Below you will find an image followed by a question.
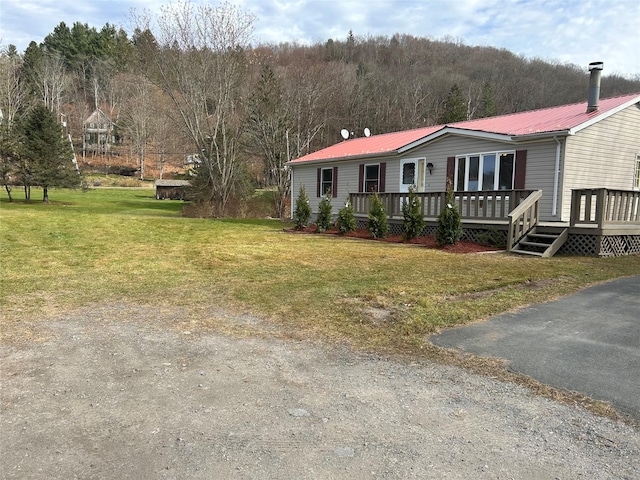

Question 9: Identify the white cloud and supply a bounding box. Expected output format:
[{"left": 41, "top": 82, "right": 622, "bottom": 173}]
[{"left": 1, "top": 0, "right": 639, "bottom": 77}]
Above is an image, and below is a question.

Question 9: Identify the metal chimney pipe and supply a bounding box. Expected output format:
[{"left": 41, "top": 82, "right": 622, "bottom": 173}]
[{"left": 587, "top": 61, "right": 603, "bottom": 113}]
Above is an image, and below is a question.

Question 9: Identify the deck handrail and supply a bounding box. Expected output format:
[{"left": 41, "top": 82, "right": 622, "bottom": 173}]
[
  {"left": 570, "top": 188, "right": 640, "bottom": 227},
  {"left": 349, "top": 190, "right": 535, "bottom": 221},
  {"left": 507, "top": 190, "right": 543, "bottom": 252}
]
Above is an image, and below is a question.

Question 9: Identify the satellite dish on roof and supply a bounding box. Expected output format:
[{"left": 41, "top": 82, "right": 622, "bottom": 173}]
[
  {"left": 364, "top": 127, "right": 371, "bottom": 137},
  {"left": 340, "top": 129, "right": 349, "bottom": 140}
]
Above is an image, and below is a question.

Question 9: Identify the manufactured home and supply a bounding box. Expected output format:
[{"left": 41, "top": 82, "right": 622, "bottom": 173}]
[{"left": 287, "top": 64, "right": 640, "bottom": 257}]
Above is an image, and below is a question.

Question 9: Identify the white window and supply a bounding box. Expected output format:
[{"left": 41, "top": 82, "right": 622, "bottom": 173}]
[
  {"left": 321, "top": 168, "right": 333, "bottom": 196},
  {"left": 634, "top": 154, "right": 640, "bottom": 190},
  {"left": 364, "top": 164, "right": 380, "bottom": 192},
  {"left": 455, "top": 151, "right": 515, "bottom": 191},
  {"left": 402, "top": 162, "right": 416, "bottom": 186}
]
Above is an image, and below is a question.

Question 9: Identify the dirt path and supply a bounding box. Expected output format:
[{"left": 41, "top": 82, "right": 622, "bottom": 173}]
[{"left": 1, "top": 303, "right": 639, "bottom": 479}]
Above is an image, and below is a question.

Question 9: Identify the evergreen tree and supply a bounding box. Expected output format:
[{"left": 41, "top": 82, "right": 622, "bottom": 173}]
[
  {"left": 439, "top": 84, "right": 467, "bottom": 124},
  {"left": 336, "top": 199, "right": 357, "bottom": 234},
  {"left": 478, "top": 82, "right": 497, "bottom": 118},
  {"left": 435, "top": 187, "right": 462, "bottom": 246},
  {"left": 293, "top": 185, "right": 311, "bottom": 229},
  {"left": 22, "top": 41, "right": 44, "bottom": 100},
  {"left": 402, "top": 186, "right": 425, "bottom": 240},
  {"left": 0, "top": 123, "right": 18, "bottom": 201},
  {"left": 367, "top": 193, "right": 388, "bottom": 238},
  {"left": 316, "top": 192, "right": 333, "bottom": 232},
  {"left": 17, "top": 105, "right": 81, "bottom": 202}
]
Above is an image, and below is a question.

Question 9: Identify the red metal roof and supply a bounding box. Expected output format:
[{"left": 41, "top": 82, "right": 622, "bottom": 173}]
[{"left": 289, "top": 93, "right": 640, "bottom": 164}]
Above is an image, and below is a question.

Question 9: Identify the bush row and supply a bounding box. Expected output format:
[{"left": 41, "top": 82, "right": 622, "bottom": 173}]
[{"left": 293, "top": 186, "right": 462, "bottom": 245}]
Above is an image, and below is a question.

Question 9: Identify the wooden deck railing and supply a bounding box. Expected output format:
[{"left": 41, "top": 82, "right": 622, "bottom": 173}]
[
  {"left": 506, "top": 190, "right": 543, "bottom": 252},
  {"left": 349, "top": 190, "right": 535, "bottom": 221},
  {"left": 570, "top": 188, "right": 640, "bottom": 227}
]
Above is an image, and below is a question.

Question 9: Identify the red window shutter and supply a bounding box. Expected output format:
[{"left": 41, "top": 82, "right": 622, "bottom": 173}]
[
  {"left": 446, "top": 157, "right": 455, "bottom": 190},
  {"left": 358, "top": 164, "right": 364, "bottom": 192},
  {"left": 332, "top": 166, "right": 338, "bottom": 197},
  {"left": 514, "top": 150, "right": 527, "bottom": 189},
  {"left": 316, "top": 168, "right": 321, "bottom": 197},
  {"left": 379, "top": 162, "right": 386, "bottom": 192}
]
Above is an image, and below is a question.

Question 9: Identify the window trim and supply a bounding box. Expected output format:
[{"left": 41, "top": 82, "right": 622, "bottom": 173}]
[
  {"left": 364, "top": 163, "right": 380, "bottom": 193},
  {"left": 320, "top": 167, "right": 333, "bottom": 196},
  {"left": 634, "top": 153, "right": 640, "bottom": 190},
  {"left": 399, "top": 157, "right": 426, "bottom": 191},
  {"left": 455, "top": 150, "right": 516, "bottom": 191}
]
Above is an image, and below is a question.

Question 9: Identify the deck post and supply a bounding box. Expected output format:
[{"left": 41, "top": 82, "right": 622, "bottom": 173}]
[{"left": 595, "top": 188, "right": 606, "bottom": 227}]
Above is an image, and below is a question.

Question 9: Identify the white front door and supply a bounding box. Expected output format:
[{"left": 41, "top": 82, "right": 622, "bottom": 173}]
[{"left": 400, "top": 158, "right": 425, "bottom": 192}]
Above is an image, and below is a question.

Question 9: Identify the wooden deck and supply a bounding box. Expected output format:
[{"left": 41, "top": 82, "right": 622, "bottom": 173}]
[{"left": 348, "top": 188, "right": 640, "bottom": 257}]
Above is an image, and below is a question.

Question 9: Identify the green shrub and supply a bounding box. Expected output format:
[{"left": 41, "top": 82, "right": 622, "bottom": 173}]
[
  {"left": 336, "top": 199, "right": 357, "bottom": 234},
  {"left": 402, "top": 186, "right": 425, "bottom": 240},
  {"left": 367, "top": 193, "right": 388, "bottom": 238},
  {"left": 435, "top": 188, "right": 462, "bottom": 246},
  {"left": 316, "top": 192, "right": 333, "bottom": 232},
  {"left": 475, "top": 226, "right": 506, "bottom": 248},
  {"left": 294, "top": 185, "right": 311, "bottom": 229}
]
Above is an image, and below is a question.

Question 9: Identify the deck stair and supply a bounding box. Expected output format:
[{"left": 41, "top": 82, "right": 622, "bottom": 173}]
[{"left": 511, "top": 227, "right": 569, "bottom": 258}]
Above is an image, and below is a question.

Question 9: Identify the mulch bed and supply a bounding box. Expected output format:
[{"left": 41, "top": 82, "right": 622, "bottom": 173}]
[{"left": 289, "top": 226, "right": 500, "bottom": 254}]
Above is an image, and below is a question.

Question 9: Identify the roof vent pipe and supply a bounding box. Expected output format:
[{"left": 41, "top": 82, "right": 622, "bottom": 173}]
[{"left": 587, "top": 61, "right": 603, "bottom": 113}]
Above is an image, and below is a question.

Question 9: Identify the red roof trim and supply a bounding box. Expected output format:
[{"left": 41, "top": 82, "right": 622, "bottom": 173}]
[{"left": 288, "top": 93, "right": 640, "bottom": 165}]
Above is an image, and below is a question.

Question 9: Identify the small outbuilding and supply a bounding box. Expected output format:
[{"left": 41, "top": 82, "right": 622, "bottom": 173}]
[{"left": 155, "top": 179, "right": 190, "bottom": 200}]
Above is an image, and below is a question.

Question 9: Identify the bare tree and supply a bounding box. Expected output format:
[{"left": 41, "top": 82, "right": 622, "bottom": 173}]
[
  {"left": 133, "top": 1, "right": 255, "bottom": 215},
  {"left": 0, "top": 47, "right": 28, "bottom": 201},
  {"left": 247, "top": 64, "right": 292, "bottom": 218},
  {"left": 284, "top": 61, "right": 351, "bottom": 158},
  {"left": 118, "top": 74, "right": 155, "bottom": 179},
  {"left": 0, "top": 48, "right": 27, "bottom": 128},
  {"left": 32, "top": 52, "right": 68, "bottom": 117}
]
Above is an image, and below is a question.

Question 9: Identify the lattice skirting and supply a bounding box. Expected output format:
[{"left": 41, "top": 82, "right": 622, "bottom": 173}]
[
  {"left": 559, "top": 234, "right": 599, "bottom": 256},
  {"left": 356, "top": 219, "right": 506, "bottom": 245},
  {"left": 559, "top": 234, "right": 640, "bottom": 257},
  {"left": 353, "top": 218, "right": 639, "bottom": 257},
  {"left": 598, "top": 235, "right": 640, "bottom": 257}
]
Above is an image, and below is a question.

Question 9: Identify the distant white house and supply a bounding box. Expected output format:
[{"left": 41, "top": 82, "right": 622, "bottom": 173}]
[{"left": 83, "top": 108, "right": 116, "bottom": 156}]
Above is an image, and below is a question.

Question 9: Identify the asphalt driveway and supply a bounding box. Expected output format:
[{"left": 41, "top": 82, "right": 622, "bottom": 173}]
[{"left": 431, "top": 275, "right": 640, "bottom": 422}]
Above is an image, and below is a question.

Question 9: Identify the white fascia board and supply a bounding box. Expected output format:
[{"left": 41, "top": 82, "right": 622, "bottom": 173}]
[
  {"left": 569, "top": 96, "right": 640, "bottom": 135},
  {"left": 397, "top": 127, "right": 513, "bottom": 153},
  {"left": 511, "top": 131, "right": 571, "bottom": 141},
  {"left": 286, "top": 151, "right": 391, "bottom": 167}
]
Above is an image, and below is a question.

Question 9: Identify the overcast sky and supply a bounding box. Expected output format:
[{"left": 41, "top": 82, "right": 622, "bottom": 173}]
[{"left": 1, "top": 0, "right": 639, "bottom": 78}]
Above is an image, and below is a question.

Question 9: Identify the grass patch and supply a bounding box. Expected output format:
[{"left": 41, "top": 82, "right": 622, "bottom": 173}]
[
  {"left": 3, "top": 187, "right": 638, "bottom": 422},
  {"left": 2, "top": 187, "right": 639, "bottom": 348}
]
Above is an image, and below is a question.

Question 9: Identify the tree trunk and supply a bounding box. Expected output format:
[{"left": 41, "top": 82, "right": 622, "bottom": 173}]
[
  {"left": 24, "top": 185, "right": 30, "bottom": 203},
  {"left": 4, "top": 185, "right": 13, "bottom": 202},
  {"left": 43, "top": 186, "right": 49, "bottom": 203}
]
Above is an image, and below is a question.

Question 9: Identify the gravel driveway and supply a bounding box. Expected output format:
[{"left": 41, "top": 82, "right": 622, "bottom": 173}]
[{"left": 1, "top": 303, "right": 639, "bottom": 479}]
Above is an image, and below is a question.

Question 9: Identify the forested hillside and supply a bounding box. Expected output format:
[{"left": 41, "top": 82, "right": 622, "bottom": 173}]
[{"left": 2, "top": 3, "right": 639, "bottom": 215}]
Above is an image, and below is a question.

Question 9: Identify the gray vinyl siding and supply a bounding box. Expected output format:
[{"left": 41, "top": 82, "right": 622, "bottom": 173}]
[
  {"left": 292, "top": 135, "right": 560, "bottom": 220},
  {"left": 291, "top": 102, "right": 640, "bottom": 223},
  {"left": 291, "top": 156, "right": 395, "bottom": 217},
  {"left": 405, "top": 135, "right": 559, "bottom": 221},
  {"left": 518, "top": 140, "right": 561, "bottom": 222},
  {"left": 562, "top": 104, "right": 640, "bottom": 220},
  {"left": 407, "top": 136, "right": 519, "bottom": 192}
]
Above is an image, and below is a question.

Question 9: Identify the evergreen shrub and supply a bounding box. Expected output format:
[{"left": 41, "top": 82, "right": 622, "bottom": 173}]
[
  {"left": 294, "top": 185, "right": 311, "bottom": 229},
  {"left": 316, "top": 192, "right": 333, "bottom": 232},
  {"left": 435, "top": 188, "right": 462, "bottom": 246},
  {"left": 336, "top": 199, "right": 357, "bottom": 234},
  {"left": 367, "top": 193, "right": 388, "bottom": 238},
  {"left": 402, "top": 186, "right": 425, "bottom": 240}
]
